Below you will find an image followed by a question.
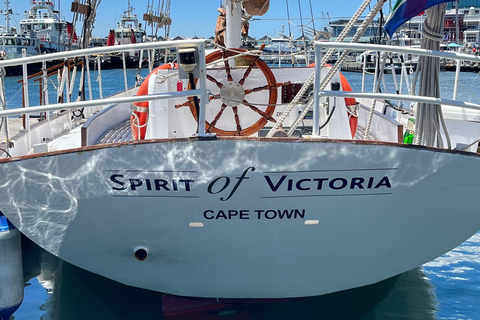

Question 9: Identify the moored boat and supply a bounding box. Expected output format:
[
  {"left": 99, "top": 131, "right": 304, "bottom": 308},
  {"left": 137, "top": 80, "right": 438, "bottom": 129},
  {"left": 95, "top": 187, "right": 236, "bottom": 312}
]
[
  {"left": 20, "top": 0, "right": 79, "bottom": 53},
  {"left": 102, "top": 0, "right": 161, "bottom": 69},
  {"left": 1, "top": 0, "right": 480, "bottom": 304}
]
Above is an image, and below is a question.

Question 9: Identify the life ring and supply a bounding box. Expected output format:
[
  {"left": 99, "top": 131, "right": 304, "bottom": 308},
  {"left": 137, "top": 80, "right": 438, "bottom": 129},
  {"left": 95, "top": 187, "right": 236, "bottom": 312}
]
[
  {"left": 308, "top": 63, "right": 358, "bottom": 138},
  {"left": 130, "top": 63, "right": 178, "bottom": 140}
]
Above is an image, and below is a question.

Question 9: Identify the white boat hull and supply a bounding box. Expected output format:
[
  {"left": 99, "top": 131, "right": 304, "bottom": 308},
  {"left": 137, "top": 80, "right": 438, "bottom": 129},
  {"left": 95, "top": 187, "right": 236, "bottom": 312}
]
[{"left": 1, "top": 138, "right": 479, "bottom": 299}]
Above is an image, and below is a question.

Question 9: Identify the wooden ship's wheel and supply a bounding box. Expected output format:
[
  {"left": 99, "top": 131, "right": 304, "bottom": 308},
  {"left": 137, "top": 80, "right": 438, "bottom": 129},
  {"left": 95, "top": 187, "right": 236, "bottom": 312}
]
[{"left": 176, "top": 48, "right": 288, "bottom": 136}]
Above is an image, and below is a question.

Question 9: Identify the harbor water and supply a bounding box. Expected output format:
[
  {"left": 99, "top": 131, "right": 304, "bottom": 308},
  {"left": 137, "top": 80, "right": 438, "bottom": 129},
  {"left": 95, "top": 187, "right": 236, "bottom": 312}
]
[{"left": 2, "top": 67, "right": 480, "bottom": 319}]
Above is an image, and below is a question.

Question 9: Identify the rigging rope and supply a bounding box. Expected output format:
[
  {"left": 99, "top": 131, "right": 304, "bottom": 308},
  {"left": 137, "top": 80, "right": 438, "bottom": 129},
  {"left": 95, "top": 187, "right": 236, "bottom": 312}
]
[
  {"left": 266, "top": 0, "right": 380, "bottom": 138},
  {"left": 285, "top": 0, "right": 387, "bottom": 137}
]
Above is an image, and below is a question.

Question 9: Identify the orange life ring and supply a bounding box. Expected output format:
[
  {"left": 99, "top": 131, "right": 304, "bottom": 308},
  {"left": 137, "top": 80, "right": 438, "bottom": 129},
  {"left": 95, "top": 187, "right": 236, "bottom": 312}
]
[
  {"left": 308, "top": 63, "right": 358, "bottom": 138},
  {"left": 130, "top": 63, "right": 178, "bottom": 140}
]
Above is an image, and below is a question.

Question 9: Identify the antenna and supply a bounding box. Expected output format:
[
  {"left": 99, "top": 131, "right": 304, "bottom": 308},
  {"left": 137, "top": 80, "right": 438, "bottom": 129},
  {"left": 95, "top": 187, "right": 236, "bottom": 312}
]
[{"left": 4, "top": 0, "right": 11, "bottom": 32}]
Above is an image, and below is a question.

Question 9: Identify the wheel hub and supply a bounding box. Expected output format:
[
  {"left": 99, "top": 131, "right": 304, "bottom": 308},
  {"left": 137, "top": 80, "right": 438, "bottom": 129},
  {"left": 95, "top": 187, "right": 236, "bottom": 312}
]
[{"left": 220, "top": 81, "right": 245, "bottom": 107}]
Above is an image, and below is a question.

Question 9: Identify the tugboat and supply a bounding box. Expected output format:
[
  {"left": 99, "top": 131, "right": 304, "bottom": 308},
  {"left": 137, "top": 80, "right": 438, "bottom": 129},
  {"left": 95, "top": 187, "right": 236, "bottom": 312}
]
[
  {"left": 103, "top": 0, "right": 152, "bottom": 69},
  {"left": 0, "top": 0, "right": 41, "bottom": 75},
  {"left": 19, "top": 0, "right": 79, "bottom": 53}
]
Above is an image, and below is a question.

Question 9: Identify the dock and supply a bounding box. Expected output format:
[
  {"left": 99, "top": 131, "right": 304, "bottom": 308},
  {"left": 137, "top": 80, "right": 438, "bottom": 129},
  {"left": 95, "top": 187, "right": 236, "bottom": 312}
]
[{"left": 341, "top": 62, "right": 364, "bottom": 73}]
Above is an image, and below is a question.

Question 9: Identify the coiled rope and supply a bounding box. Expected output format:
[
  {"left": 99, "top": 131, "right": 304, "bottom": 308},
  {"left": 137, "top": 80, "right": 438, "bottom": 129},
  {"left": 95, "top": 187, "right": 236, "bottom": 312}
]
[{"left": 412, "top": 3, "right": 451, "bottom": 149}]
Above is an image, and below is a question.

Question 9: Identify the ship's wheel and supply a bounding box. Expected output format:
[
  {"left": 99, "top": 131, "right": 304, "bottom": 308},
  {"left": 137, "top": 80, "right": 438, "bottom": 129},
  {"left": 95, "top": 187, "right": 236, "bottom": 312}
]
[{"left": 175, "top": 48, "right": 287, "bottom": 136}]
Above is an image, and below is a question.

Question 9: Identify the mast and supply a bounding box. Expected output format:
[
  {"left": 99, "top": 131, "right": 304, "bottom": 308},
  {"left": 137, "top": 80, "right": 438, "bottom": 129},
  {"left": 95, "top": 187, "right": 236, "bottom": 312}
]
[
  {"left": 225, "top": 0, "right": 241, "bottom": 48},
  {"left": 4, "top": 0, "right": 11, "bottom": 32}
]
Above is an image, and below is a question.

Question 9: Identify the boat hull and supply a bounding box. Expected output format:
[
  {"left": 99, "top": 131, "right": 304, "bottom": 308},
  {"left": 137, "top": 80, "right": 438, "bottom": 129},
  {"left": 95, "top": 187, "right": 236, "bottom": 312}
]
[{"left": 0, "top": 138, "right": 479, "bottom": 299}]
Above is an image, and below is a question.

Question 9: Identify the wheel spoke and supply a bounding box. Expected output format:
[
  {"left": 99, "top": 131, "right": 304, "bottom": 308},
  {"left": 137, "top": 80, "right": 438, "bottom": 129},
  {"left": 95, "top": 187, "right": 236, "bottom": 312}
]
[
  {"left": 243, "top": 99, "right": 277, "bottom": 123},
  {"left": 245, "top": 81, "right": 291, "bottom": 95},
  {"left": 238, "top": 57, "right": 259, "bottom": 86},
  {"left": 209, "top": 94, "right": 221, "bottom": 101},
  {"left": 222, "top": 50, "right": 234, "bottom": 82},
  {"left": 208, "top": 103, "right": 228, "bottom": 131},
  {"left": 207, "top": 74, "right": 223, "bottom": 89},
  {"left": 174, "top": 99, "right": 193, "bottom": 109},
  {"left": 232, "top": 106, "right": 242, "bottom": 135}
]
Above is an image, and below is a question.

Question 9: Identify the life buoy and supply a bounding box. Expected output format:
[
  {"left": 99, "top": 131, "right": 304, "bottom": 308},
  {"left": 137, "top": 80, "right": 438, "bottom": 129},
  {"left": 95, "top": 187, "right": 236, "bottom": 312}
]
[
  {"left": 308, "top": 63, "right": 358, "bottom": 138},
  {"left": 130, "top": 63, "right": 178, "bottom": 140}
]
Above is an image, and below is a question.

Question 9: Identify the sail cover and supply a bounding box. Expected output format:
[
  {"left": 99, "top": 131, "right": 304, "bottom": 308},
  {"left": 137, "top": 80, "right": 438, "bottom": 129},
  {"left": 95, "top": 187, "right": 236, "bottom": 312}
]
[{"left": 243, "top": 0, "right": 269, "bottom": 16}]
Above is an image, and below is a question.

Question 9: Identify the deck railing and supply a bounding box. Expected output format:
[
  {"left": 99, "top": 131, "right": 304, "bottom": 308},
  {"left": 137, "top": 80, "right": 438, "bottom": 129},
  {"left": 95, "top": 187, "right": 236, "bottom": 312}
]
[
  {"left": 0, "top": 39, "right": 209, "bottom": 154},
  {"left": 313, "top": 41, "right": 480, "bottom": 112}
]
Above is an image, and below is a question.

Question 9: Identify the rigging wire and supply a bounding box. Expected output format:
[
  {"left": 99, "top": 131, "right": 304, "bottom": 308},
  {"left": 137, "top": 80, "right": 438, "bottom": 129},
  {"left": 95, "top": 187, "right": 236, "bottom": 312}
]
[
  {"left": 285, "top": 0, "right": 293, "bottom": 38},
  {"left": 297, "top": 0, "right": 306, "bottom": 39},
  {"left": 308, "top": 0, "right": 316, "bottom": 34}
]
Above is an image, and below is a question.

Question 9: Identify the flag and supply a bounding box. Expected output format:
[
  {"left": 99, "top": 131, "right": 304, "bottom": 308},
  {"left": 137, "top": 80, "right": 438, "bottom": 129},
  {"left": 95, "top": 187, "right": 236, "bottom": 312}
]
[{"left": 384, "top": 0, "right": 452, "bottom": 37}]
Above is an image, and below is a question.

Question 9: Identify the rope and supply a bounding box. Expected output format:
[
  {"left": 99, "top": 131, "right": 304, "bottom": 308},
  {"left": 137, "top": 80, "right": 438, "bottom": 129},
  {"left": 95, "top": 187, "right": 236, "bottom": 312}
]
[
  {"left": 265, "top": 0, "right": 378, "bottom": 138},
  {"left": 284, "top": 0, "right": 387, "bottom": 137},
  {"left": 412, "top": 3, "right": 451, "bottom": 149}
]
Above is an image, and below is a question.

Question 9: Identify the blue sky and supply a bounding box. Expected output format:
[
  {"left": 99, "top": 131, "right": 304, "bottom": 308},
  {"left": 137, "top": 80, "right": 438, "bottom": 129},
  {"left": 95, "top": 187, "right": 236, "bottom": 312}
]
[{"left": 6, "top": 0, "right": 383, "bottom": 39}]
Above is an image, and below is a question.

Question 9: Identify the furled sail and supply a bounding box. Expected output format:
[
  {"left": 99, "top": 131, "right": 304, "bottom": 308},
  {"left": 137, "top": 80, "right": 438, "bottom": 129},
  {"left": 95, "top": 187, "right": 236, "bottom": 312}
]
[{"left": 243, "top": 0, "right": 269, "bottom": 16}]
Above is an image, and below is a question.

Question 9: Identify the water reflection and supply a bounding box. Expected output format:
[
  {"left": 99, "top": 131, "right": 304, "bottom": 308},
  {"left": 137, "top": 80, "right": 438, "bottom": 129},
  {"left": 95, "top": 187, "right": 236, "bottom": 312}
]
[{"left": 15, "top": 235, "right": 439, "bottom": 320}]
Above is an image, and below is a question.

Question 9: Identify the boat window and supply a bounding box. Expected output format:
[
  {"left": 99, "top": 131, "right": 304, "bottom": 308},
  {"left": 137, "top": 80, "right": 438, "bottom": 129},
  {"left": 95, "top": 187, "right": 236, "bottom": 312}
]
[
  {"left": 16, "top": 38, "right": 22, "bottom": 46},
  {"left": 0, "top": 39, "right": 3, "bottom": 45},
  {"left": 116, "top": 32, "right": 121, "bottom": 38}
]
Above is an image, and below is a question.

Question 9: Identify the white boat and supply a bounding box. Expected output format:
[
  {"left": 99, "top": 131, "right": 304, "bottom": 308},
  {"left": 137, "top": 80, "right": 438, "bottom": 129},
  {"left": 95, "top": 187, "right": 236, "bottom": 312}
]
[
  {"left": 19, "top": 0, "right": 79, "bottom": 52},
  {"left": 112, "top": 0, "right": 147, "bottom": 45},
  {"left": 103, "top": 0, "right": 160, "bottom": 68},
  {"left": 1, "top": 0, "right": 480, "bottom": 301},
  {"left": 0, "top": 0, "right": 41, "bottom": 75}
]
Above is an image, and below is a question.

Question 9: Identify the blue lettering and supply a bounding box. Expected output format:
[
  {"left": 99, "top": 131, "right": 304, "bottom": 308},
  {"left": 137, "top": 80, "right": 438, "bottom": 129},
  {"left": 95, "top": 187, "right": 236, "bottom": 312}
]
[
  {"left": 110, "top": 174, "right": 126, "bottom": 190},
  {"left": 295, "top": 209, "right": 305, "bottom": 219},
  {"left": 129, "top": 179, "right": 143, "bottom": 190},
  {"left": 216, "top": 210, "right": 228, "bottom": 219},
  {"left": 203, "top": 210, "right": 214, "bottom": 219},
  {"left": 264, "top": 175, "right": 287, "bottom": 192},
  {"left": 367, "top": 177, "right": 374, "bottom": 188},
  {"left": 313, "top": 178, "right": 328, "bottom": 190},
  {"left": 278, "top": 209, "right": 294, "bottom": 219},
  {"left": 145, "top": 179, "right": 152, "bottom": 190},
  {"left": 375, "top": 176, "right": 392, "bottom": 188},
  {"left": 228, "top": 210, "right": 238, "bottom": 219},
  {"left": 208, "top": 176, "right": 230, "bottom": 194},
  {"left": 154, "top": 179, "right": 170, "bottom": 191},
  {"left": 240, "top": 210, "right": 249, "bottom": 219},
  {"left": 179, "top": 179, "right": 194, "bottom": 191},
  {"left": 350, "top": 177, "right": 365, "bottom": 189},
  {"left": 296, "top": 179, "right": 311, "bottom": 191},
  {"left": 329, "top": 178, "right": 347, "bottom": 190},
  {"left": 265, "top": 210, "right": 277, "bottom": 219}
]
